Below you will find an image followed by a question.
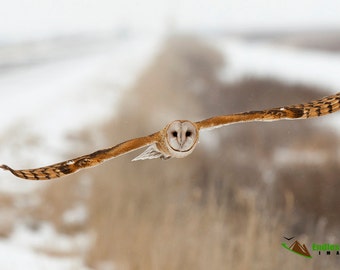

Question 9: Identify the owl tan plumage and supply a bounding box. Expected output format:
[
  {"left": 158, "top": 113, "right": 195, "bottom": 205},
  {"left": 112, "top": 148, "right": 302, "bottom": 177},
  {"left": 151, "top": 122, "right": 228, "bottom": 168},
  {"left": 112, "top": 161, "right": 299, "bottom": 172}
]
[{"left": 1, "top": 92, "right": 340, "bottom": 180}]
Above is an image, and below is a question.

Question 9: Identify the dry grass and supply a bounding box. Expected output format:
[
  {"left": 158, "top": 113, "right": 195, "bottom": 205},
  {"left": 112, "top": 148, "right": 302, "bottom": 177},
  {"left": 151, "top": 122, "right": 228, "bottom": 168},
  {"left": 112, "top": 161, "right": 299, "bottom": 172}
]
[
  {"left": 0, "top": 193, "right": 16, "bottom": 238},
  {"left": 34, "top": 35, "right": 340, "bottom": 269}
]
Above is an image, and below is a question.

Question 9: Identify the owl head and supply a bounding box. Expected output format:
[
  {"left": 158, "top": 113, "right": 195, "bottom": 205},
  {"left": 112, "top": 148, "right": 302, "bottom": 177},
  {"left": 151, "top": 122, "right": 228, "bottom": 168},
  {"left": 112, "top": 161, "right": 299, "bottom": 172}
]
[{"left": 164, "top": 120, "right": 199, "bottom": 158}]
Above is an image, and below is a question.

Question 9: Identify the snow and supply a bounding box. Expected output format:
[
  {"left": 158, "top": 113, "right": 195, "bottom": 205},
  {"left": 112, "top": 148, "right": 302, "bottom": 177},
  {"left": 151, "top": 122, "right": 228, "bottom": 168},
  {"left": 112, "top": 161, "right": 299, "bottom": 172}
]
[
  {"left": 0, "top": 223, "right": 91, "bottom": 270},
  {"left": 274, "top": 148, "right": 328, "bottom": 166},
  {"left": 0, "top": 35, "right": 159, "bottom": 139},
  {"left": 63, "top": 204, "right": 88, "bottom": 226},
  {"left": 0, "top": 242, "right": 86, "bottom": 270},
  {"left": 214, "top": 37, "right": 340, "bottom": 92}
]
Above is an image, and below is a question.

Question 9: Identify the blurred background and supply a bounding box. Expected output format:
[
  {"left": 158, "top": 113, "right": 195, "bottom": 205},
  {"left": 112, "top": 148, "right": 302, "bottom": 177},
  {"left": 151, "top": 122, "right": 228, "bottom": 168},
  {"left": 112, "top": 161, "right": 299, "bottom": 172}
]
[{"left": 0, "top": 0, "right": 340, "bottom": 269}]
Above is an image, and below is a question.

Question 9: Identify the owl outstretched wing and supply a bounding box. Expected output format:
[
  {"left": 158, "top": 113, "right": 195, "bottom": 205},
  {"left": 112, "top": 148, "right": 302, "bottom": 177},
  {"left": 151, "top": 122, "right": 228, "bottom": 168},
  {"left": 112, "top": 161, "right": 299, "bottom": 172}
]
[
  {"left": 196, "top": 92, "right": 340, "bottom": 130},
  {"left": 1, "top": 92, "right": 339, "bottom": 181},
  {"left": 1, "top": 133, "right": 160, "bottom": 180}
]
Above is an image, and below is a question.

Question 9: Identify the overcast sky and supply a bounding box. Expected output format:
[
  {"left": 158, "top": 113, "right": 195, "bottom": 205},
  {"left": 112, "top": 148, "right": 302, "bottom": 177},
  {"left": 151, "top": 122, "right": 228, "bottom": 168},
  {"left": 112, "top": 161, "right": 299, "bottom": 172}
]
[{"left": 1, "top": 0, "right": 340, "bottom": 41}]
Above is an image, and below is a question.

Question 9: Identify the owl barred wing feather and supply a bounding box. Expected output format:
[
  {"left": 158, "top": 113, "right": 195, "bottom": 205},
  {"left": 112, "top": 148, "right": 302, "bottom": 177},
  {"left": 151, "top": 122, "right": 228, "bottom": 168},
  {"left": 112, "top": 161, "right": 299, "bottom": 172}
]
[
  {"left": 196, "top": 92, "right": 340, "bottom": 130},
  {"left": 0, "top": 133, "right": 160, "bottom": 180},
  {"left": 290, "top": 92, "right": 340, "bottom": 118}
]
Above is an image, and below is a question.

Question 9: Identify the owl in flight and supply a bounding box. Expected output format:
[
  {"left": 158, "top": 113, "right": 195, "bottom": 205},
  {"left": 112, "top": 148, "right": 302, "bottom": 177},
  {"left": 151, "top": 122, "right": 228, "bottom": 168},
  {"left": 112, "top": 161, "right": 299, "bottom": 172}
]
[{"left": 1, "top": 92, "right": 339, "bottom": 180}]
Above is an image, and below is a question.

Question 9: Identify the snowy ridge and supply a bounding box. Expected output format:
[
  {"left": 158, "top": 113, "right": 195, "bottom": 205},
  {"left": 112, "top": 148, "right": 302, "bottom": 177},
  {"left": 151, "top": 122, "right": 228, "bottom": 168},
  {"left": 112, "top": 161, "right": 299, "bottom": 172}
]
[{"left": 214, "top": 37, "right": 340, "bottom": 91}]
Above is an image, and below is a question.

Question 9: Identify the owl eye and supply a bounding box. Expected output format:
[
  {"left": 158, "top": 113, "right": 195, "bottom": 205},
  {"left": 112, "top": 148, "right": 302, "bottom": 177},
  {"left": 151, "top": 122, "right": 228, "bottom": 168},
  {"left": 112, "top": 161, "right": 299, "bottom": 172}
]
[
  {"left": 172, "top": 131, "right": 178, "bottom": 137},
  {"left": 185, "top": 131, "right": 192, "bottom": 137}
]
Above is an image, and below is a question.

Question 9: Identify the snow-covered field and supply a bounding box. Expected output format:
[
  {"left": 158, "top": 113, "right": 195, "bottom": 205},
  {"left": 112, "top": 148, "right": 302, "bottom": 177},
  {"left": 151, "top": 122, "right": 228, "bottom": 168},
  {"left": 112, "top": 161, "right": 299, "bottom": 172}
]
[
  {"left": 0, "top": 34, "right": 162, "bottom": 269},
  {"left": 0, "top": 34, "right": 161, "bottom": 191},
  {"left": 0, "top": 223, "right": 91, "bottom": 270},
  {"left": 1, "top": 2, "right": 340, "bottom": 269},
  {"left": 1, "top": 30, "right": 340, "bottom": 268},
  {"left": 214, "top": 37, "right": 340, "bottom": 91}
]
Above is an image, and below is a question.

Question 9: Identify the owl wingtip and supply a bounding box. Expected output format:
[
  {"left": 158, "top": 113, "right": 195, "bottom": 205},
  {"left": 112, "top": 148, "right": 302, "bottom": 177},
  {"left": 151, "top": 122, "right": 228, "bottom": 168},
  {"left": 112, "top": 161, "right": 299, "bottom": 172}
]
[
  {"left": 0, "top": 164, "right": 9, "bottom": 170},
  {"left": 0, "top": 164, "right": 13, "bottom": 173}
]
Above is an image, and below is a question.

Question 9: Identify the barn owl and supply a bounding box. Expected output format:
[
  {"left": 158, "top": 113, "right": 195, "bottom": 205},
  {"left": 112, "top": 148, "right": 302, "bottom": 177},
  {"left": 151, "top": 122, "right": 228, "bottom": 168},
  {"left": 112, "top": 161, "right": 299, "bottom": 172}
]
[{"left": 1, "top": 92, "right": 339, "bottom": 180}]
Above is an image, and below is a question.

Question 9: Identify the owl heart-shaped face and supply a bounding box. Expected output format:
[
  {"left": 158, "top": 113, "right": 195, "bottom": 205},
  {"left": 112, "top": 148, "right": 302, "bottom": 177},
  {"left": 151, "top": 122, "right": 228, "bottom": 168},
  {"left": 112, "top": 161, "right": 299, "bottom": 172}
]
[{"left": 165, "top": 120, "right": 199, "bottom": 158}]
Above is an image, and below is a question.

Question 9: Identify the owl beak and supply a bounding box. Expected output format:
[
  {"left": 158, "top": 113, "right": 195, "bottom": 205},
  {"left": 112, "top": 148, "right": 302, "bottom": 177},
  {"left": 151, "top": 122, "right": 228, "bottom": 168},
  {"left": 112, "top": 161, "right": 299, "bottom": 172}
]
[
  {"left": 177, "top": 130, "right": 185, "bottom": 147},
  {"left": 177, "top": 134, "right": 182, "bottom": 147}
]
